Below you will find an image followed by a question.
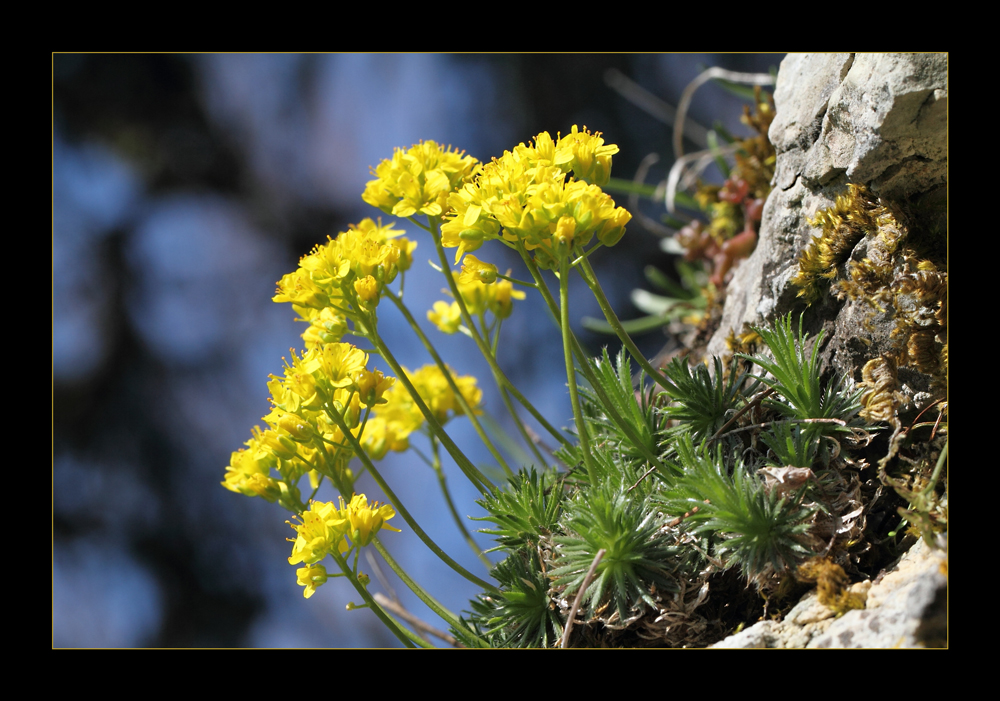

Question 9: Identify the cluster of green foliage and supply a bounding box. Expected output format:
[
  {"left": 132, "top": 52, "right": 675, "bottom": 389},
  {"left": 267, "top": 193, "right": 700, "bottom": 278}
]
[{"left": 455, "top": 313, "right": 874, "bottom": 647}]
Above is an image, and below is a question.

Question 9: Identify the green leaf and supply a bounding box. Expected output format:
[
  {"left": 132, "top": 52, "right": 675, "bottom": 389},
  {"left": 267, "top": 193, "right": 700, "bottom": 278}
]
[{"left": 737, "top": 313, "right": 861, "bottom": 430}]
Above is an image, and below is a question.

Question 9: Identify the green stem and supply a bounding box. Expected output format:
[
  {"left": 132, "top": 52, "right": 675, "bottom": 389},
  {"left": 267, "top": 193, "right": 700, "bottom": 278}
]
[
  {"left": 328, "top": 548, "right": 415, "bottom": 647},
  {"left": 357, "top": 312, "right": 494, "bottom": 495},
  {"left": 918, "top": 440, "right": 948, "bottom": 506},
  {"left": 518, "top": 246, "right": 665, "bottom": 472},
  {"left": 325, "top": 405, "right": 499, "bottom": 594},
  {"left": 430, "top": 436, "right": 494, "bottom": 570},
  {"left": 373, "top": 536, "right": 490, "bottom": 641},
  {"left": 426, "top": 217, "right": 572, "bottom": 451},
  {"left": 379, "top": 611, "right": 437, "bottom": 648},
  {"left": 384, "top": 287, "right": 515, "bottom": 480},
  {"left": 498, "top": 383, "right": 550, "bottom": 470},
  {"left": 559, "top": 255, "right": 597, "bottom": 483},
  {"left": 577, "top": 256, "right": 673, "bottom": 392},
  {"left": 311, "top": 438, "right": 350, "bottom": 498}
]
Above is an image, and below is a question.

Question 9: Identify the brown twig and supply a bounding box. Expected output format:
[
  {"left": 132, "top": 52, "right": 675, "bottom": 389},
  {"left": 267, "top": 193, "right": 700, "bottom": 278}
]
[
  {"left": 628, "top": 465, "right": 658, "bottom": 493},
  {"left": 560, "top": 548, "right": 606, "bottom": 649},
  {"left": 908, "top": 398, "right": 944, "bottom": 432},
  {"left": 718, "top": 417, "right": 846, "bottom": 439},
  {"left": 373, "top": 593, "right": 456, "bottom": 646},
  {"left": 707, "top": 387, "right": 775, "bottom": 444},
  {"left": 930, "top": 410, "right": 944, "bottom": 440}
]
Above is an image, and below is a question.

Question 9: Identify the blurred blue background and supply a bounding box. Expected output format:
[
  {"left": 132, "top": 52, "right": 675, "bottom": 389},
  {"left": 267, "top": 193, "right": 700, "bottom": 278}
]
[{"left": 53, "top": 53, "right": 783, "bottom": 647}]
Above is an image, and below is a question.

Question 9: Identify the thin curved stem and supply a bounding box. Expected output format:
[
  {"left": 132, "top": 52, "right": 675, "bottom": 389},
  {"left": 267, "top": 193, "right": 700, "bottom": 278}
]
[
  {"left": 559, "top": 255, "right": 597, "bottom": 483},
  {"left": 498, "top": 383, "right": 550, "bottom": 470},
  {"left": 356, "top": 311, "right": 493, "bottom": 495},
  {"left": 517, "top": 246, "right": 666, "bottom": 473},
  {"left": 325, "top": 405, "right": 499, "bottom": 594},
  {"left": 429, "top": 436, "right": 494, "bottom": 571},
  {"left": 425, "top": 217, "right": 572, "bottom": 451},
  {"left": 577, "top": 256, "right": 673, "bottom": 392},
  {"left": 373, "top": 536, "right": 490, "bottom": 643},
  {"left": 384, "top": 286, "right": 515, "bottom": 480},
  {"left": 328, "top": 548, "right": 415, "bottom": 647}
]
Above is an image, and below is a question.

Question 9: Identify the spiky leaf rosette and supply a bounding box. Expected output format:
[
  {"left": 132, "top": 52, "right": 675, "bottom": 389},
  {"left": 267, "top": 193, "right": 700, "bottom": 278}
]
[
  {"left": 737, "top": 313, "right": 861, "bottom": 431},
  {"left": 550, "top": 483, "right": 679, "bottom": 624},
  {"left": 659, "top": 355, "right": 754, "bottom": 445},
  {"left": 465, "top": 549, "right": 564, "bottom": 648},
  {"left": 662, "top": 436, "right": 817, "bottom": 582},
  {"left": 760, "top": 421, "right": 821, "bottom": 468},
  {"left": 472, "top": 468, "right": 563, "bottom": 554},
  {"left": 578, "top": 348, "right": 667, "bottom": 466}
]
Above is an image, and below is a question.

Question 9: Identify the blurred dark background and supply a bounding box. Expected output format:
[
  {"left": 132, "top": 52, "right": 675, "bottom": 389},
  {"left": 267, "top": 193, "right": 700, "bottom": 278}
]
[{"left": 52, "top": 53, "right": 783, "bottom": 647}]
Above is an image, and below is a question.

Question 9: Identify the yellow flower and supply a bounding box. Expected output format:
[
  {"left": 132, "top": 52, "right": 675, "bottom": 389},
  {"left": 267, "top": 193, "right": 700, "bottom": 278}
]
[
  {"left": 458, "top": 254, "right": 498, "bottom": 284},
  {"left": 596, "top": 204, "right": 632, "bottom": 247},
  {"left": 252, "top": 425, "right": 298, "bottom": 461},
  {"left": 354, "top": 274, "right": 380, "bottom": 304},
  {"left": 556, "top": 125, "right": 619, "bottom": 186},
  {"left": 436, "top": 128, "right": 629, "bottom": 266},
  {"left": 301, "top": 307, "right": 349, "bottom": 349},
  {"left": 457, "top": 279, "right": 490, "bottom": 316},
  {"left": 428, "top": 300, "right": 462, "bottom": 334},
  {"left": 356, "top": 367, "right": 395, "bottom": 407},
  {"left": 362, "top": 141, "right": 479, "bottom": 219},
  {"left": 296, "top": 564, "right": 328, "bottom": 599},
  {"left": 287, "top": 500, "right": 349, "bottom": 566},
  {"left": 370, "top": 380, "right": 426, "bottom": 453},
  {"left": 409, "top": 364, "right": 483, "bottom": 422},
  {"left": 456, "top": 274, "right": 524, "bottom": 319},
  {"left": 450, "top": 374, "right": 483, "bottom": 416},
  {"left": 315, "top": 343, "right": 370, "bottom": 390},
  {"left": 275, "top": 411, "right": 316, "bottom": 442},
  {"left": 273, "top": 218, "right": 414, "bottom": 323},
  {"left": 222, "top": 446, "right": 281, "bottom": 501},
  {"left": 554, "top": 215, "right": 578, "bottom": 246},
  {"left": 440, "top": 199, "right": 501, "bottom": 264},
  {"left": 339, "top": 494, "right": 401, "bottom": 548},
  {"left": 493, "top": 278, "right": 526, "bottom": 319},
  {"left": 273, "top": 270, "right": 332, "bottom": 312}
]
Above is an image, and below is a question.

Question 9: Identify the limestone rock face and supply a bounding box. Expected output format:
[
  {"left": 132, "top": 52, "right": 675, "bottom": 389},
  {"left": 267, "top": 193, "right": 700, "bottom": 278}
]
[
  {"left": 705, "top": 53, "right": 948, "bottom": 649},
  {"left": 771, "top": 54, "right": 947, "bottom": 196},
  {"left": 706, "top": 53, "right": 947, "bottom": 392}
]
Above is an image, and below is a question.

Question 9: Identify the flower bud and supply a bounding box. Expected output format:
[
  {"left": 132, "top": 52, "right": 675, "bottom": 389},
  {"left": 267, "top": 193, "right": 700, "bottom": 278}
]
[
  {"left": 459, "top": 254, "right": 498, "bottom": 285},
  {"left": 279, "top": 414, "right": 315, "bottom": 443},
  {"left": 356, "top": 368, "right": 394, "bottom": 407},
  {"left": 296, "top": 564, "right": 329, "bottom": 599},
  {"left": 353, "top": 275, "right": 380, "bottom": 306}
]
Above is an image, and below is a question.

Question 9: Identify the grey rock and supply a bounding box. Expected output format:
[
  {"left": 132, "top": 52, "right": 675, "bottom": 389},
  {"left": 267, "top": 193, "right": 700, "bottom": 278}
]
[
  {"left": 769, "top": 53, "right": 855, "bottom": 192},
  {"left": 805, "top": 54, "right": 948, "bottom": 197},
  {"left": 711, "top": 536, "right": 947, "bottom": 648},
  {"left": 706, "top": 51, "right": 947, "bottom": 381},
  {"left": 808, "top": 537, "right": 947, "bottom": 648}
]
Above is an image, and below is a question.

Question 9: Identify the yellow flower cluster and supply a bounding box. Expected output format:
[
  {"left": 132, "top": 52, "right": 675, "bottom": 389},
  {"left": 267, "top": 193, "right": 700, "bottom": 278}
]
[
  {"left": 428, "top": 261, "right": 526, "bottom": 333},
  {"left": 439, "top": 126, "right": 631, "bottom": 267},
  {"left": 287, "top": 494, "right": 401, "bottom": 597},
  {"left": 222, "top": 342, "right": 397, "bottom": 499},
  {"left": 362, "top": 141, "right": 480, "bottom": 219},
  {"left": 334, "top": 362, "right": 482, "bottom": 461},
  {"left": 375, "top": 364, "right": 482, "bottom": 428},
  {"left": 273, "top": 218, "right": 417, "bottom": 346}
]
